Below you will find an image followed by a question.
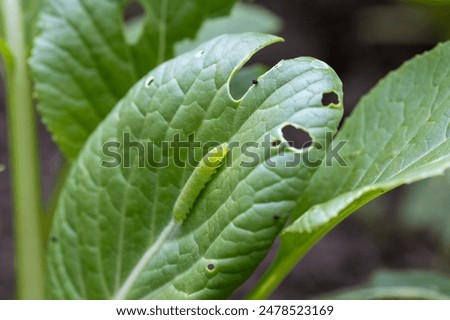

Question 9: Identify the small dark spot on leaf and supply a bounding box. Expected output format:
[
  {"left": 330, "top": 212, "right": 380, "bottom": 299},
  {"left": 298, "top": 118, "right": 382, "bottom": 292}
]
[
  {"left": 50, "top": 236, "right": 58, "bottom": 243},
  {"left": 145, "top": 76, "right": 154, "bottom": 87},
  {"left": 195, "top": 49, "right": 205, "bottom": 58},
  {"left": 207, "top": 263, "right": 215, "bottom": 271},
  {"left": 252, "top": 79, "right": 259, "bottom": 85},
  {"left": 321, "top": 92, "right": 339, "bottom": 106},
  {"left": 271, "top": 140, "right": 281, "bottom": 147},
  {"left": 273, "top": 214, "right": 281, "bottom": 220}
]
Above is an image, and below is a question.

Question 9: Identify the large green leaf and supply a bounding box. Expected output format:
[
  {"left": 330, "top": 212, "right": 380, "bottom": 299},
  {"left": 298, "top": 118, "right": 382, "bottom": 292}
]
[
  {"left": 47, "top": 33, "right": 343, "bottom": 299},
  {"left": 30, "top": 0, "right": 236, "bottom": 159},
  {"left": 251, "top": 41, "right": 450, "bottom": 298},
  {"left": 321, "top": 270, "right": 450, "bottom": 300}
]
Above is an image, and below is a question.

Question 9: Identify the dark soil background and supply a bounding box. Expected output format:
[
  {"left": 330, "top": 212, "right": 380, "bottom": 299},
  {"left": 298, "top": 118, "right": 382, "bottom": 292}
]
[{"left": 0, "top": 0, "right": 447, "bottom": 299}]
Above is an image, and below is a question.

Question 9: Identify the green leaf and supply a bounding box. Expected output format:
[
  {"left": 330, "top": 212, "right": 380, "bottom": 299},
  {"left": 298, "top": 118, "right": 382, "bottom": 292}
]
[
  {"left": 22, "top": 0, "right": 46, "bottom": 48},
  {"left": 30, "top": 0, "right": 236, "bottom": 159},
  {"left": 250, "top": 41, "right": 450, "bottom": 298},
  {"left": 47, "top": 33, "right": 343, "bottom": 299},
  {"left": 175, "top": 2, "right": 282, "bottom": 55},
  {"left": 321, "top": 270, "right": 450, "bottom": 299}
]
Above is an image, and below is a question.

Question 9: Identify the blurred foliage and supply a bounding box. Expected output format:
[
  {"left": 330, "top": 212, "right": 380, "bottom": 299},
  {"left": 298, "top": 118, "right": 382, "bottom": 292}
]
[
  {"left": 399, "top": 172, "right": 450, "bottom": 258},
  {"left": 175, "top": 2, "right": 282, "bottom": 54},
  {"left": 353, "top": 0, "right": 450, "bottom": 45},
  {"left": 0, "top": 38, "right": 13, "bottom": 74},
  {"left": 321, "top": 269, "right": 450, "bottom": 299},
  {"left": 356, "top": 4, "right": 438, "bottom": 44},
  {"left": 403, "top": 0, "right": 450, "bottom": 38}
]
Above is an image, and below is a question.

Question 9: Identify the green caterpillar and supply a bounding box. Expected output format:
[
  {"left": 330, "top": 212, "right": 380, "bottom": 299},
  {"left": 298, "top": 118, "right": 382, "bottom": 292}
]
[{"left": 174, "top": 143, "right": 229, "bottom": 222}]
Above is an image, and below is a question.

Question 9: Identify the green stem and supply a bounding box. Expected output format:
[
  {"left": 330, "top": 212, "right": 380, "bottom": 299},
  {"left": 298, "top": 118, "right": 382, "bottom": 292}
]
[
  {"left": 2, "top": 0, "right": 45, "bottom": 299},
  {"left": 246, "top": 252, "right": 300, "bottom": 300}
]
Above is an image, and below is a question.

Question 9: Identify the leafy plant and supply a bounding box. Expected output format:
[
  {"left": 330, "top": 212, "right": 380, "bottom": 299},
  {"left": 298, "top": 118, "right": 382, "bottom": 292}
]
[
  {"left": 321, "top": 270, "right": 450, "bottom": 300},
  {"left": 1, "top": 0, "right": 449, "bottom": 299}
]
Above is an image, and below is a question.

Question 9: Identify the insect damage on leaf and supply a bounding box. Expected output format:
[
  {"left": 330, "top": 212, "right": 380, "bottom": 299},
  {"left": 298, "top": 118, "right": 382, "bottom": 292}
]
[
  {"left": 144, "top": 76, "right": 155, "bottom": 88},
  {"left": 174, "top": 143, "right": 229, "bottom": 222},
  {"left": 321, "top": 91, "right": 340, "bottom": 106}
]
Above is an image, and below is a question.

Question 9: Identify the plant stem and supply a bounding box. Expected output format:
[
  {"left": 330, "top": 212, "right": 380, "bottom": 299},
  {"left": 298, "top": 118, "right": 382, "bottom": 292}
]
[
  {"left": 246, "top": 248, "right": 302, "bottom": 300},
  {"left": 2, "top": 0, "right": 45, "bottom": 299}
]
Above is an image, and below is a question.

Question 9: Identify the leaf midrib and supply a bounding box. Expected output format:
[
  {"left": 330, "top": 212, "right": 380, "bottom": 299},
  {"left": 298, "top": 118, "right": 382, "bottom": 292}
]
[{"left": 113, "top": 220, "right": 178, "bottom": 299}]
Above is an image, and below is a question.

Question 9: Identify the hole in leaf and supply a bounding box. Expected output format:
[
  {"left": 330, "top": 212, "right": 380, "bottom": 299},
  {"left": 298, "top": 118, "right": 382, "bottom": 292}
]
[
  {"left": 123, "top": 1, "right": 145, "bottom": 45},
  {"left": 228, "top": 42, "right": 282, "bottom": 100},
  {"left": 145, "top": 76, "right": 154, "bottom": 88},
  {"left": 229, "top": 64, "right": 267, "bottom": 100},
  {"left": 271, "top": 140, "right": 281, "bottom": 147},
  {"left": 282, "top": 125, "right": 312, "bottom": 149},
  {"left": 124, "top": 0, "right": 144, "bottom": 19},
  {"left": 321, "top": 92, "right": 339, "bottom": 106},
  {"left": 273, "top": 214, "right": 281, "bottom": 220},
  {"left": 207, "top": 263, "right": 215, "bottom": 271}
]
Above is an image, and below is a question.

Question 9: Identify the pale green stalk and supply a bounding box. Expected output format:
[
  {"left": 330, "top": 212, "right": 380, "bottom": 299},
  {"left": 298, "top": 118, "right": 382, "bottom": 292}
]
[{"left": 2, "top": 0, "right": 45, "bottom": 299}]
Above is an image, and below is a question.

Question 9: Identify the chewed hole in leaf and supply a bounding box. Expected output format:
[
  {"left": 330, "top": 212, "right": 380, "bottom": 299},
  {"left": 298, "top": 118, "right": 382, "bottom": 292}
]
[
  {"left": 321, "top": 91, "right": 339, "bottom": 106},
  {"left": 124, "top": 0, "right": 144, "bottom": 18},
  {"left": 207, "top": 264, "right": 215, "bottom": 271},
  {"left": 229, "top": 64, "right": 267, "bottom": 100},
  {"left": 145, "top": 76, "right": 154, "bottom": 88},
  {"left": 123, "top": 0, "right": 146, "bottom": 45},
  {"left": 282, "top": 125, "right": 313, "bottom": 150}
]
